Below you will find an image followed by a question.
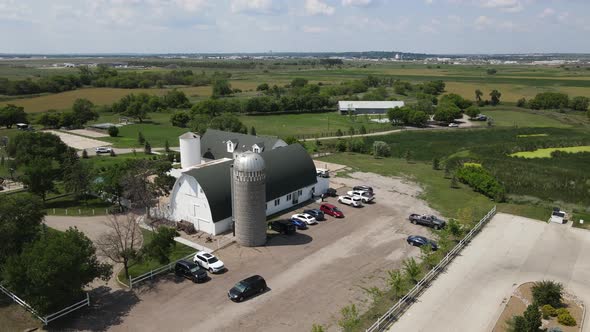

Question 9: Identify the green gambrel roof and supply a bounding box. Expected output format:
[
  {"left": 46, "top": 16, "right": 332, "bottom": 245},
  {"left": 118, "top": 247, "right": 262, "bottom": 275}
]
[
  {"left": 182, "top": 144, "right": 317, "bottom": 223},
  {"left": 200, "top": 129, "right": 284, "bottom": 160}
]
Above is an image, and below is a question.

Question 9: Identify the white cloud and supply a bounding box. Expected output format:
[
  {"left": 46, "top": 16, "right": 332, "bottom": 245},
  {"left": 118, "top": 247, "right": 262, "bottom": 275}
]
[
  {"left": 342, "top": 0, "right": 373, "bottom": 7},
  {"left": 474, "top": 15, "right": 493, "bottom": 29},
  {"left": 231, "top": 0, "right": 283, "bottom": 15},
  {"left": 302, "top": 25, "right": 328, "bottom": 33},
  {"left": 425, "top": 0, "right": 434, "bottom": 4},
  {"left": 0, "top": 0, "right": 32, "bottom": 22},
  {"left": 538, "top": 7, "right": 555, "bottom": 18},
  {"left": 480, "top": 0, "right": 524, "bottom": 13},
  {"left": 305, "top": 0, "right": 335, "bottom": 16},
  {"left": 173, "top": 0, "right": 207, "bottom": 12}
]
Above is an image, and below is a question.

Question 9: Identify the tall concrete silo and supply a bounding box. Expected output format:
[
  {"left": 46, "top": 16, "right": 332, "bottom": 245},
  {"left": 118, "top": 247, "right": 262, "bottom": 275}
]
[
  {"left": 232, "top": 151, "right": 267, "bottom": 247},
  {"left": 179, "top": 132, "right": 201, "bottom": 169}
]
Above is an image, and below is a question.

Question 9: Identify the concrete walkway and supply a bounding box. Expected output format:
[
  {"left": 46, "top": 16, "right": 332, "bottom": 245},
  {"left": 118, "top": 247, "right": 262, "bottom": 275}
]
[{"left": 390, "top": 213, "right": 590, "bottom": 332}]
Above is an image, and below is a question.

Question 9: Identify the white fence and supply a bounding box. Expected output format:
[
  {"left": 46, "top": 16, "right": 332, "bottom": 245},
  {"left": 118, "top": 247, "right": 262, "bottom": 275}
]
[
  {"left": 128, "top": 252, "right": 197, "bottom": 289},
  {"left": 366, "top": 206, "right": 497, "bottom": 332},
  {"left": 0, "top": 283, "right": 90, "bottom": 325}
]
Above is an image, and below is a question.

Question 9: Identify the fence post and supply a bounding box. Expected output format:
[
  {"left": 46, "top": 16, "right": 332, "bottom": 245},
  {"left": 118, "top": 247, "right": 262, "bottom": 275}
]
[
  {"left": 53, "top": 208, "right": 55, "bottom": 214},
  {"left": 92, "top": 209, "right": 95, "bottom": 215},
  {"left": 78, "top": 209, "right": 81, "bottom": 215},
  {"left": 65, "top": 209, "right": 68, "bottom": 215}
]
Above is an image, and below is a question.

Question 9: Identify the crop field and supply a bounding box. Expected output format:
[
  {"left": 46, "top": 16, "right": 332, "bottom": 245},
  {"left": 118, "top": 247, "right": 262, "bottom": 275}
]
[
  {"left": 510, "top": 145, "right": 590, "bottom": 158},
  {"left": 4, "top": 60, "right": 590, "bottom": 113}
]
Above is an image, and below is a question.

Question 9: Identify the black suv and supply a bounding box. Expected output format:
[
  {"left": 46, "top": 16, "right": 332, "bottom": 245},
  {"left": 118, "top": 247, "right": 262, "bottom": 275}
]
[
  {"left": 175, "top": 260, "right": 208, "bottom": 283},
  {"left": 270, "top": 220, "right": 296, "bottom": 235},
  {"left": 228, "top": 275, "right": 267, "bottom": 302},
  {"left": 353, "top": 185, "right": 374, "bottom": 194}
]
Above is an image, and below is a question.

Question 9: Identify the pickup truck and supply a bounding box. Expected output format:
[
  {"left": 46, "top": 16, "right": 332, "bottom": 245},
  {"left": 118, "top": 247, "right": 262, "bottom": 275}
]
[{"left": 408, "top": 214, "right": 446, "bottom": 230}]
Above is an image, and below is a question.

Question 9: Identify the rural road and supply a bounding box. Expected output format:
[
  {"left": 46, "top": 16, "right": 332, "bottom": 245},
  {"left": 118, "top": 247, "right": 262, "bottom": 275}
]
[{"left": 390, "top": 213, "right": 590, "bottom": 332}]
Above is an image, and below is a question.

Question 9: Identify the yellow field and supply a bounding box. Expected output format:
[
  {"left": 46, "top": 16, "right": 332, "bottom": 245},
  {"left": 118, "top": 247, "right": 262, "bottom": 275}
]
[
  {"left": 0, "top": 81, "right": 259, "bottom": 113},
  {"left": 444, "top": 82, "right": 590, "bottom": 103},
  {"left": 510, "top": 146, "right": 590, "bottom": 158}
]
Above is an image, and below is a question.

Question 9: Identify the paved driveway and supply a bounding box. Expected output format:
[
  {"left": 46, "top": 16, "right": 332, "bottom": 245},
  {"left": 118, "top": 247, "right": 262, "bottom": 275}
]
[{"left": 391, "top": 213, "right": 590, "bottom": 332}]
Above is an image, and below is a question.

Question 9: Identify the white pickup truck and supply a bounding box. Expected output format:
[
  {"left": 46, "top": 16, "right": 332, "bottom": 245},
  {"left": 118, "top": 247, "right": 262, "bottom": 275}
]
[{"left": 549, "top": 209, "right": 568, "bottom": 224}]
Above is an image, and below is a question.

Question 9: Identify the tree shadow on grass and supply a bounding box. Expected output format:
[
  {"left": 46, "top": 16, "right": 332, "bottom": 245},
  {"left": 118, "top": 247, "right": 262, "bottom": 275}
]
[{"left": 47, "top": 286, "right": 140, "bottom": 331}]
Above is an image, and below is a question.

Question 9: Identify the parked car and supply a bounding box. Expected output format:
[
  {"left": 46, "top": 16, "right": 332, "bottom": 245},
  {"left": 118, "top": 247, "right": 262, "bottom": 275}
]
[
  {"left": 407, "top": 235, "right": 438, "bottom": 251},
  {"left": 549, "top": 207, "right": 568, "bottom": 224},
  {"left": 270, "top": 220, "right": 296, "bottom": 234},
  {"left": 475, "top": 114, "right": 487, "bottom": 121},
  {"left": 95, "top": 146, "right": 113, "bottom": 154},
  {"left": 408, "top": 214, "right": 446, "bottom": 230},
  {"left": 316, "top": 168, "right": 329, "bottom": 178},
  {"left": 304, "top": 209, "right": 325, "bottom": 221},
  {"left": 353, "top": 185, "right": 374, "bottom": 195},
  {"left": 448, "top": 123, "right": 459, "bottom": 128},
  {"left": 289, "top": 217, "right": 308, "bottom": 230},
  {"left": 347, "top": 190, "right": 375, "bottom": 203},
  {"left": 323, "top": 188, "right": 338, "bottom": 198},
  {"left": 193, "top": 251, "right": 225, "bottom": 273},
  {"left": 320, "top": 203, "right": 344, "bottom": 218},
  {"left": 291, "top": 213, "right": 317, "bottom": 225},
  {"left": 338, "top": 195, "right": 362, "bottom": 207},
  {"left": 174, "top": 260, "right": 208, "bottom": 283},
  {"left": 228, "top": 275, "right": 267, "bottom": 302}
]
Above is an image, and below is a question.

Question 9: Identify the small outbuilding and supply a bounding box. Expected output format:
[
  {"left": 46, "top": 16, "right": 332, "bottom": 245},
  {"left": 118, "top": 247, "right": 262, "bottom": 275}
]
[{"left": 338, "top": 101, "right": 405, "bottom": 115}]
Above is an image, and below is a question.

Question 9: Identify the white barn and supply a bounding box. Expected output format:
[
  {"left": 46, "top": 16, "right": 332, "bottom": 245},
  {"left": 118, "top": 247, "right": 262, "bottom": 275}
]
[
  {"left": 168, "top": 139, "right": 329, "bottom": 236},
  {"left": 338, "top": 100, "right": 405, "bottom": 115}
]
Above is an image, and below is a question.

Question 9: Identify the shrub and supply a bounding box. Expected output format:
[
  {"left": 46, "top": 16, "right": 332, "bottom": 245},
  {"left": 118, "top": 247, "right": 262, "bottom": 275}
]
[
  {"left": 338, "top": 304, "right": 360, "bottom": 332},
  {"left": 170, "top": 111, "right": 191, "bottom": 128},
  {"left": 144, "top": 141, "right": 151, "bottom": 155},
  {"left": 532, "top": 280, "right": 563, "bottom": 308},
  {"left": 82, "top": 149, "right": 88, "bottom": 159},
  {"left": 555, "top": 308, "right": 569, "bottom": 316},
  {"left": 373, "top": 141, "right": 391, "bottom": 158},
  {"left": 516, "top": 98, "right": 527, "bottom": 108},
  {"left": 336, "top": 129, "right": 343, "bottom": 137},
  {"left": 110, "top": 149, "right": 116, "bottom": 157},
  {"left": 541, "top": 304, "right": 556, "bottom": 319},
  {"left": 557, "top": 311, "right": 576, "bottom": 326},
  {"left": 108, "top": 126, "right": 119, "bottom": 137},
  {"left": 523, "top": 304, "right": 542, "bottom": 332},
  {"left": 455, "top": 164, "right": 506, "bottom": 201},
  {"left": 138, "top": 132, "right": 145, "bottom": 145}
]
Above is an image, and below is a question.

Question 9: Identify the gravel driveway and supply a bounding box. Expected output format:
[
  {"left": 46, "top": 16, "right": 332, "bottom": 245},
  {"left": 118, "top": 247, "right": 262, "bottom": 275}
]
[{"left": 55, "top": 172, "right": 440, "bottom": 331}]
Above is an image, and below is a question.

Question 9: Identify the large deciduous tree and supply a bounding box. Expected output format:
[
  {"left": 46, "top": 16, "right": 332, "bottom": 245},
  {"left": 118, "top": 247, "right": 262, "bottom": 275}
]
[
  {"left": 3, "top": 227, "right": 112, "bottom": 314},
  {"left": 96, "top": 214, "right": 143, "bottom": 282},
  {"left": 489, "top": 89, "right": 502, "bottom": 106},
  {"left": 72, "top": 98, "right": 99, "bottom": 127},
  {"left": 142, "top": 226, "right": 178, "bottom": 264},
  {"left": 0, "top": 104, "right": 27, "bottom": 128},
  {"left": 21, "top": 158, "right": 57, "bottom": 201},
  {"left": 0, "top": 193, "right": 45, "bottom": 266}
]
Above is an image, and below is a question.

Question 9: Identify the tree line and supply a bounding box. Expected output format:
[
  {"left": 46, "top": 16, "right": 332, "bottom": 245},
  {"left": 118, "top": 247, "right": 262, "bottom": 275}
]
[
  {"left": 517, "top": 92, "right": 589, "bottom": 112},
  {"left": 0, "top": 66, "right": 230, "bottom": 96}
]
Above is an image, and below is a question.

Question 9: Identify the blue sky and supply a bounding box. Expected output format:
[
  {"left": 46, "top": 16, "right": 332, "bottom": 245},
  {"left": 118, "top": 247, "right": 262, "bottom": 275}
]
[{"left": 0, "top": 0, "right": 588, "bottom": 54}]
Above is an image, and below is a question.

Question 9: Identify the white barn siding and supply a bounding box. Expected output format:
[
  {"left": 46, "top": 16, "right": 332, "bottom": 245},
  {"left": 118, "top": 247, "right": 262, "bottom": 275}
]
[{"left": 169, "top": 175, "right": 218, "bottom": 235}]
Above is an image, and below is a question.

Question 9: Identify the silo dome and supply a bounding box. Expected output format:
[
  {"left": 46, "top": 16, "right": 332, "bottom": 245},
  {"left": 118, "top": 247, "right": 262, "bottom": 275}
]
[{"left": 234, "top": 151, "right": 265, "bottom": 172}]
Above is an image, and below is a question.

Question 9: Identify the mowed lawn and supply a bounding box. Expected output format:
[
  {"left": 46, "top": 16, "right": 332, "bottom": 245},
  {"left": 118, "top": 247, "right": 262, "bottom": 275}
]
[
  {"left": 483, "top": 107, "right": 576, "bottom": 128},
  {"left": 101, "top": 123, "right": 187, "bottom": 148},
  {"left": 510, "top": 145, "right": 590, "bottom": 158},
  {"left": 239, "top": 112, "right": 392, "bottom": 138}
]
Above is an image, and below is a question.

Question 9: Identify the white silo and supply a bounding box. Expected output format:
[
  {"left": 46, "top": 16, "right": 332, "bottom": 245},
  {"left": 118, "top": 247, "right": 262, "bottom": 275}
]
[
  {"left": 232, "top": 151, "right": 267, "bottom": 247},
  {"left": 179, "top": 132, "right": 201, "bottom": 169}
]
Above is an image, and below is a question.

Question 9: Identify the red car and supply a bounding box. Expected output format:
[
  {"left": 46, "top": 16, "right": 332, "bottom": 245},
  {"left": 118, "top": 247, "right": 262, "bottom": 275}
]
[{"left": 320, "top": 203, "right": 344, "bottom": 218}]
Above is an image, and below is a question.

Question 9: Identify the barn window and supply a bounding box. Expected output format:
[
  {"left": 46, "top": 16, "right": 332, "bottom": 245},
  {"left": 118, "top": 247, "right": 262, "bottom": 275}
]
[
  {"left": 274, "top": 198, "right": 280, "bottom": 206},
  {"left": 286, "top": 194, "right": 292, "bottom": 201}
]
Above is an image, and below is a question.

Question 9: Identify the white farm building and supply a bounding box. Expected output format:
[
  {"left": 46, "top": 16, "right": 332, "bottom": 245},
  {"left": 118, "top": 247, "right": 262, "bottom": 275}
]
[
  {"left": 338, "top": 100, "right": 405, "bottom": 115},
  {"left": 166, "top": 131, "right": 329, "bottom": 237}
]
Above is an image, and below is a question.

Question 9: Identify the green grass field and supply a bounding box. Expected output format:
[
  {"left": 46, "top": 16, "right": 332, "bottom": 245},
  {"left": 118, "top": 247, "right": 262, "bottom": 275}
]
[
  {"left": 118, "top": 228, "right": 196, "bottom": 285},
  {"left": 510, "top": 145, "right": 590, "bottom": 158},
  {"left": 318, "top": 153, "right": 551, "bottom": 221},
  {"left": 484, "top": 107, "right": 577, "bottom": 128},
  {"left": 240, "top": 112, "right": 393, "bottom": 138},
  {"left": 44, "top": 194, "right": 115, "bottom": 216}
]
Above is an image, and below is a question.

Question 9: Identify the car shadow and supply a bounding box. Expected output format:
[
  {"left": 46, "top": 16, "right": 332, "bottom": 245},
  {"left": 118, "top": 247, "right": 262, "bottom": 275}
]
[
  {"left": 47, "top": 286, "right": 140, "bottom": 331},
  {"left": 265, "top": 232, "right": 312, "bottom": 246},
  {"left": 235, "top": 287, "right": 272, "bottom": 303}
]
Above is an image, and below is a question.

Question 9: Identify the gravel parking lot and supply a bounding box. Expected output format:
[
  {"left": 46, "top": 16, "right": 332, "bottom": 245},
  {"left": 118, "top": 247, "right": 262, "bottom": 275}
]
[
  {"left": 59, "top": 172, "right": 441, "bottom": 331},
  {"left": 44, "top": 130, "right": 111, "bottom": 150},
  {"left": 392, "top": 213, "right": 590, "bottom": 332}
]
